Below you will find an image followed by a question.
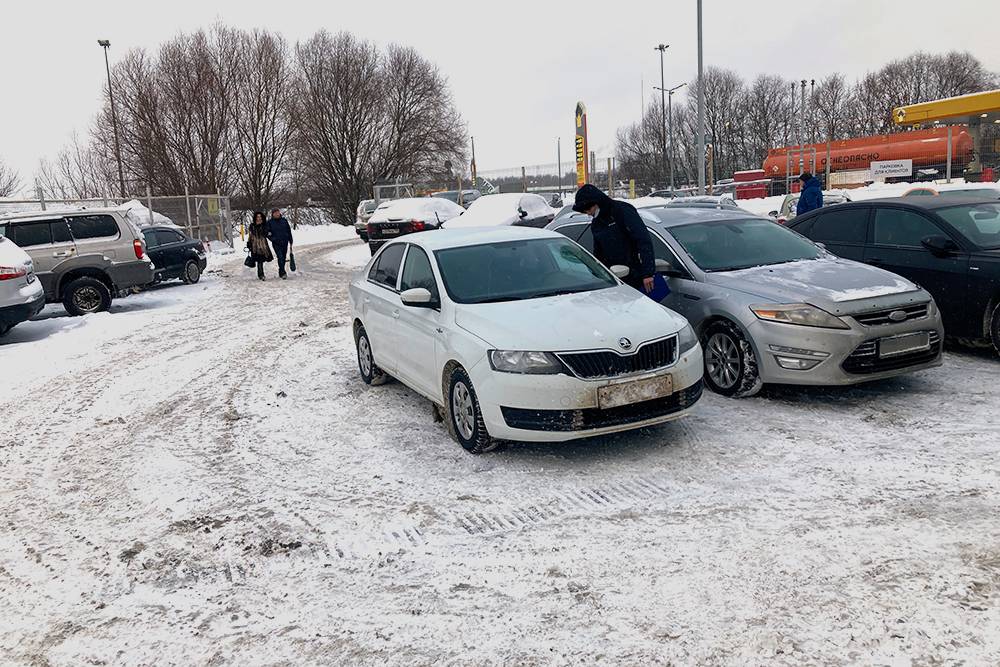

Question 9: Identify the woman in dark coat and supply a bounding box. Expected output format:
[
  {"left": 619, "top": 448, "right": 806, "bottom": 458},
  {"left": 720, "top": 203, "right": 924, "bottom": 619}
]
[{"left": 247, "top": 211, "right": 274, "bottom": 280}]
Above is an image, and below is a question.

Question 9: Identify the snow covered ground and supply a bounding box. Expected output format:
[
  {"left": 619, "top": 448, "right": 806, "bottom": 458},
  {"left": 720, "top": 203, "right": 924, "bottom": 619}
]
[{"left": 2, "top": 237, "right": 1000, "bottom": 665}]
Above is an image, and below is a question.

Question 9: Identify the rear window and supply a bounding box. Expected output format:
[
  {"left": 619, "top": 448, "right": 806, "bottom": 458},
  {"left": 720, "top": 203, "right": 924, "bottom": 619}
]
[
  {"left": 809, "top": 209, "right": 869, "bottom": 244},
  {"left": 10, "top": 221, "right": 55, "bottom": 247},
  {"left": 68, "top": 214, "right": 119, "bottom": 240}
]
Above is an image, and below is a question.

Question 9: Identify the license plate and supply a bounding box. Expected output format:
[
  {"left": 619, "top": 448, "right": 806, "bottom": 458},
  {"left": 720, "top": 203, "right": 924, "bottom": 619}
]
[
  {"left": 598, "top": 375, "right": 673, "bottom": 410},
  {"left": 879, "top": 332, "right": 931, "bottom": 358},
  {"left": 381, "top": 227, "right": 399, "bottom": 235}
]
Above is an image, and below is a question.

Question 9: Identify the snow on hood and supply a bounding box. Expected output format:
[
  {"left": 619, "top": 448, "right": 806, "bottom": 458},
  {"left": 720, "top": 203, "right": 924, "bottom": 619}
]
[
  {"left": 120, "top": 200, "right": 175, "bottom": 228},
  {"left": 369, "top": 198, "right": 437, "bottom": 223},
  {"left": 454, "top": 284, "right": 688, "bottom": 351},
  {"left": 708, "top": 257, "right": 921, "bottom": 310},
  {"left": 445, "top": 193, "right": 555, "bottom": 229}
]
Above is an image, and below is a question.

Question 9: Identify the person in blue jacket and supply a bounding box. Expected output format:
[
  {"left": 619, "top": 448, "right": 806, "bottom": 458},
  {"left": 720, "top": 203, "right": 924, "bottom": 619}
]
[
  {"left": 796, "top": 172, "right": 824, "bottom": 216},
  {"left": 266, "top": 208, "right": 294, "bottom": 279},
  {"left": 572, "top": 184, "right": 655, "bottom": 293}
]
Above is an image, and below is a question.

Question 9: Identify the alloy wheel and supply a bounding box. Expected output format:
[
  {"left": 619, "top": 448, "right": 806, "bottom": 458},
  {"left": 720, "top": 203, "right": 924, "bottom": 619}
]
[
  {"left": 707, "top": 332, "right": 741, "bottom": 390},
  {"left": 73, "top": 286, "right": 103, "bottom": 313},
  {"left": 358, "top": 335, "right": 372, "bottom": 377},
  {"left": 452, "top": 381, "right": 475, "bottom": 440}
]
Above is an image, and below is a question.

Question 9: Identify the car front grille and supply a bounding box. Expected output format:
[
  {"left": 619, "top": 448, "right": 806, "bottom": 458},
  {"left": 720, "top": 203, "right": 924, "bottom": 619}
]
[
  {"left": 558, "top": 336, "right": 678, "bottom": 379},
  {"left": 852, "top": 303, "right": 929, "bottom": 326},
  {"left": 500, "top": 380, "right": 703, "bottom": 432},
  {"left": 842, "top": 331, "right": 941, "bottom": 374}
]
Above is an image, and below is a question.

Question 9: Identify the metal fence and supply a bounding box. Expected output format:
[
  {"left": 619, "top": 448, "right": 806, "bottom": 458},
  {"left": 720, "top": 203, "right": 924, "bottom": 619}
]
[{"left": 0, "top": 192, "right": 234, "bottom": 246}]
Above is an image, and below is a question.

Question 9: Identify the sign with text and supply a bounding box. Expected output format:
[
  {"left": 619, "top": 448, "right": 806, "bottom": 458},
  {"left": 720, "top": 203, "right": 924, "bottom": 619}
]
[
  {"left": 575, "top": 102, "right": 588, "bottom": 188},
  {"left": 870, "top": 159, "right": 913, "bottom": 179}
]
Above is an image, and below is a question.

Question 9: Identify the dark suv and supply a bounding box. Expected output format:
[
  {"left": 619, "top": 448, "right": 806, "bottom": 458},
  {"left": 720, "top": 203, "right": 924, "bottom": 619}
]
[
  {"left": 0, "top": 209, "right": 155, "bottom": 316},
  {"left": 788, "top": 196, "right": 1000, "bottom": 354}
]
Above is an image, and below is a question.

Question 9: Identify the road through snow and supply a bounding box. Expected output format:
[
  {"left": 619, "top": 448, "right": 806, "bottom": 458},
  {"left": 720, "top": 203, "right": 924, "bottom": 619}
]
[{"left": 1, "top": 238, "right": 999, "bottom": 665}]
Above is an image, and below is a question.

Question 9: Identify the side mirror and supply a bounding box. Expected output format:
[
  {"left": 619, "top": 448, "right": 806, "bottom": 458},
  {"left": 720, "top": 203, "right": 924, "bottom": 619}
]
[
  {"left": 768, "top": 210, "right": 778, "bottom": 217},
  {"left": 400, "top": 287, "right": 436, "bottom": 308},
  {"left": 610, "top": 265, "right": 630, "bottom": 279},
  {"left": 654, "top": 258, "right": 686, "bottom": 278},
  {"left": 921, "top": 235, "right": 959, "bottom": 255}
]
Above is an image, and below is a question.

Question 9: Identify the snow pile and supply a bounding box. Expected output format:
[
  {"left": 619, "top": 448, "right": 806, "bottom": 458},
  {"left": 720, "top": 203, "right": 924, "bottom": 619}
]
[{"left": 120, "top": 199, "right": 175, "bottom": 228}]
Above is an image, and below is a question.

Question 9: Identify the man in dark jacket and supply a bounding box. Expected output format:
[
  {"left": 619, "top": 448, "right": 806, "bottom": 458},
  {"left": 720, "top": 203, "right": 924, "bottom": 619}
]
[
  {"left": 795, "top": 173, "right": 824, "bottom": 216},
  {"left": 267, "top": 208, "right": 294, "bottom": 279},
  {"left": 572, "top": 184, "right": 655, "bottom": 293}
]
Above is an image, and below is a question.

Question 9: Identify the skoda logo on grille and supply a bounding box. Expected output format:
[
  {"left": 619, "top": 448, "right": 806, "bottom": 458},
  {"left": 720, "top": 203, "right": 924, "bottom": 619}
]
[
  {"left": 888, "top": 310, "right": 908, "bottom": 322},
  {"left": 618, "top": 337, "right": 633, "bottom": 350}
]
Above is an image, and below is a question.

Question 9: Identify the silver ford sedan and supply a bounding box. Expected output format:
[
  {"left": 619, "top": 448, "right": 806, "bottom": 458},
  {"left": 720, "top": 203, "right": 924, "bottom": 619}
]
[{"left": 548, "top": 207, "right": 944, "bottom": 397}]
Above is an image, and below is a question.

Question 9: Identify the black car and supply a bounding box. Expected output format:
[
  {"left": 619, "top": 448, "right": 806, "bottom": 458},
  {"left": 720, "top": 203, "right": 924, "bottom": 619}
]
[
  {"left": 788, "top": 196, "right": 1000, "bottom": 353},
  {"left": 141, "top": 226, "right": 207, "bottom": 284}
]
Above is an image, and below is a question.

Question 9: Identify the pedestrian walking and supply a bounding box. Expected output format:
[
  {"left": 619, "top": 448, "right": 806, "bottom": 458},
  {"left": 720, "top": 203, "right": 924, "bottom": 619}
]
[
  {"left": 796, "top": 172, "right": 824, "bottom": 216},
  {"left": 267, "top": 208, "right": 294, "bottom": 279},
  {"left": 247, "top": 211, "right": 274, "bottom": 281},
  {"left": 572, "top": 184, "right": 655, "bottom": 293}
]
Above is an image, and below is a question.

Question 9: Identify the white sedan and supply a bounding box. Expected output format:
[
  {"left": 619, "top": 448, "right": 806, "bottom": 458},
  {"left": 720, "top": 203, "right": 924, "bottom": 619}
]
[{"left": 348, "top": 226, "right": 704, "bottom": 453}]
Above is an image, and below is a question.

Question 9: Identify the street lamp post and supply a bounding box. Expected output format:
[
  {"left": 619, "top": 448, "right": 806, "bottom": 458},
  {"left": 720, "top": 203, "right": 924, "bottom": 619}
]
[
  {"left": 98, "top": 39, "right": 126, "bottom": 199},
  {"left": 654, "top": 44, "right": 669, "bottom": 189},
  {"left": 696, "top": 0, "right": 706, "bottom": 194}
]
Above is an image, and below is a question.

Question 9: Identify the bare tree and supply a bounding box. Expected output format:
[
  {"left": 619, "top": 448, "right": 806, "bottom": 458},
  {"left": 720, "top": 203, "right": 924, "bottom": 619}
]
[
  {"left": 811, "top": 73, "right": 852, "bottom": 141},
  {"left": 0, "top": 157, "right": 19, "bottom": 197},
  {"left": 220, "top": 28, "right": 295, "bottom": 210}
]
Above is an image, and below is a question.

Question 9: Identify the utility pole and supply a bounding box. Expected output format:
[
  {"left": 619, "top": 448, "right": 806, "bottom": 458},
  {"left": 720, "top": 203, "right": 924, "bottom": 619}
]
[
  {"left": 696, "top": 0, "right": 706, "bottom": 194},
  {"left": 810, "top": 79, "right": 816, "bottom": 144},
  {"left": 800, "top": 80, "right": 807, "bottom": 174},
  {"left": 470, "top": 135, "right": 477, "bottom": 188},
  {"left": 98, "top": 40, "right": 126, "bottom": 199},
  {"left": 655, "top": 44, "right": 669, "bottom": 189},
  {"left": 557, "top": 137, "right": 562, "bottom": 197},
  {"left": 668, "top": 83, "right": 686, "bottom": 191}
]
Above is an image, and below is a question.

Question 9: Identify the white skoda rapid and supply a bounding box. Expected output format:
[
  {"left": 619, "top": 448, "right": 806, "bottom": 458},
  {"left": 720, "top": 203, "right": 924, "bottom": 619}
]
[{"left": 348, "top": 227, "right": 704, "bottom": 453}]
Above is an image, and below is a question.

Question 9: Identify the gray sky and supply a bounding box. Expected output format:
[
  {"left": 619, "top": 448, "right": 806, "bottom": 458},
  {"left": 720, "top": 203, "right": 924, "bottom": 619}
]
[{"left": 4, "top": 0, "right": 999, "bottom": 191}]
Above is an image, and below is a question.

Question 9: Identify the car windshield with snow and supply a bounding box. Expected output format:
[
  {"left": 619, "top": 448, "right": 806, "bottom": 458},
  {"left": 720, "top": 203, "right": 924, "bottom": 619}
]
[
  {"left": 548, "top": 206, "right": 944, "bottom": 397},
  {"left": 349, "top": 226, "right": 704, "bottom": 453}
]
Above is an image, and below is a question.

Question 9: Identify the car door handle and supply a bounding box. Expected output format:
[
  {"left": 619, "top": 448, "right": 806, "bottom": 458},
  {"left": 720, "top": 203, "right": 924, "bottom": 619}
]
[
  {"left": 53, "top": 251, "right": 72, "bottom": 257},
  {"left": 681, "top": 293, "right": 700, "bottom": 301},
  {"left": 392, "top": 309, "right": 400, "bottom": 319},
  {"left": 866, "top": 257, "right": 885, "bottom": 265}
]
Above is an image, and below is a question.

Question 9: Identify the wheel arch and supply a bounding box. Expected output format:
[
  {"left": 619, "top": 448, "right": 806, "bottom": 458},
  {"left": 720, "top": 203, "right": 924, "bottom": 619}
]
[{"left": 56, "top": 268, "right": 114, "bottom": 299}]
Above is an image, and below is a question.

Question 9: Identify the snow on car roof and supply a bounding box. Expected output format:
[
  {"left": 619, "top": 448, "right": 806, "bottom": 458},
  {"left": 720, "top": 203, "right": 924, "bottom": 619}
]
[
  {"left": 397, "top": 225, "right": 556, "bottom": 251},
  {"left": 445, "top": 193, "right": 552, "bottom": 228}
]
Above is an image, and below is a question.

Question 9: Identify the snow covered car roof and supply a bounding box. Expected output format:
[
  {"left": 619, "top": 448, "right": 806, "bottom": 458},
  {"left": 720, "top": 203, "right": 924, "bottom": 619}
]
[
  {"left": 443, "top": 193, "right": 554, "bottom": 229},
  {"left": 381, "top": 225, "right": 554, "bottom": 252}
]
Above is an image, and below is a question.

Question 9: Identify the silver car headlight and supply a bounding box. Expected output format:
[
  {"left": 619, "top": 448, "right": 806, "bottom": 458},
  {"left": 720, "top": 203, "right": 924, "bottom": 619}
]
[
  {"left": 750, "top": 303, "right": 849, "bottom": 330},
  {"left": 488, "top": 350, "right": 564, "bottom": 374},
  {"left": 677, "top": 323, "right": 699, "bottom": 354}
]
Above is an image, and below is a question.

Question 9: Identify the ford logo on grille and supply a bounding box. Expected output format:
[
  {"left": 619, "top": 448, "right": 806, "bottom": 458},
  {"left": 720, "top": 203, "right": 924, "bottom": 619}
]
[
  {"left": 618, "top": 337, "right": 633, "bottom": 350},
  {"left": 888, "top": 310, "right": 908, "bottom": 322}
]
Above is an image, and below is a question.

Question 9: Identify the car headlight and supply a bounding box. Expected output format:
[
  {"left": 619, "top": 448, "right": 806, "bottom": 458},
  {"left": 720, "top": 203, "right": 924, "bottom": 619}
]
[
  {"left": 749, "top": 303, "right": 849, "bottom": 330},
  {"left": 488, "top": 350, "right": 564, "bottom": 374},
  {"left": 677, "top": 323, "right": 699, "bottom": 354}
]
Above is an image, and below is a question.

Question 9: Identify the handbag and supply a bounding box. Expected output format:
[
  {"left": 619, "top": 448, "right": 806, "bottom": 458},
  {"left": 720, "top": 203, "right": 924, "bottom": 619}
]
[
  {"left": 289, "top": 249, "right": 296, "bottom": 272},
  {"left": 244, "top": 250, "right": 255, "bottom": 268}
]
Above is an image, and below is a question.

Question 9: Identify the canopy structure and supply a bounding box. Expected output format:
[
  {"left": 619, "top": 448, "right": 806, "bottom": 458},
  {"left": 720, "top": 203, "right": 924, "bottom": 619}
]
[
  {"left": 893, "top": 90, "right": 1000, "bottom": 180},
  {"left": 893, "top": 90, "right": 1000, "bottom": 127}
]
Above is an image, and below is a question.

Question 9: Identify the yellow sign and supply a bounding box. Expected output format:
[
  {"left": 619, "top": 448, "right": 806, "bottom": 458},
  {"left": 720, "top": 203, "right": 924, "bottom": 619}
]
[{"left": 575, "top": 102, "right": 588, "bottom": 189}]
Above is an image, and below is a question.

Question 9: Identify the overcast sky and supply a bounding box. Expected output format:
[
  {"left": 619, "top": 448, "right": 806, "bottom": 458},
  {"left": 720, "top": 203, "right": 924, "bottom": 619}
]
[{"left": 4, "top": 0, "right": 999, "bottom": 191}]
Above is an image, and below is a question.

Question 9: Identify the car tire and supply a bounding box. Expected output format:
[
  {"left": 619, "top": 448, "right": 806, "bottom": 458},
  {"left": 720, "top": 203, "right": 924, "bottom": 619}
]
[
  {"left": 355, "top": 324, "right": 388, "bottom": 386},
  {"left": 701, "top": 320, "right": 763, "bottom": 398},
  {"left": 181, "top": 259, "right": 202, "bottom": 284},
  {"left": 447, "top": 367, "right": 498, "bottom": 454},
  {"left": 989, "top": 302, "right": 1000, "bottom": 357},
  {"left": 62, "top": 277, "right": 112, "bottom": 316}
]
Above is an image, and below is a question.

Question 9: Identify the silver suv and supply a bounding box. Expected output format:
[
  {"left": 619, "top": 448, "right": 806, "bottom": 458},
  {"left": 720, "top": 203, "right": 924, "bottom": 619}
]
[{"left": 0, "top": 209, "right": 155, "bottom": 316}]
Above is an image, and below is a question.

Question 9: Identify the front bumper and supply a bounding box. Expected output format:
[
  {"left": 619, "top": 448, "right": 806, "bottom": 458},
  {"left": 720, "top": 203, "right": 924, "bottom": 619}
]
[
  {"left": 472, "top": 344, "right": 704, "bottom": 442},
  {"left": 748, "top": 312, "right": 945, "bottom": 386},
  {"left": 0, "top": 285, "right": 45, "bottom": 328}
]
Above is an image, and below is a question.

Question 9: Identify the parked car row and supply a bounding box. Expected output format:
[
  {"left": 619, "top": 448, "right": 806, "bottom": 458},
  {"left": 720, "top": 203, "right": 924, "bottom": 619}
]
[
  {"left": 0, "top": 208, "right": 207, "bottom": 336},
  {"left": 349, "top": 193, "right": 997, "bottom": 453}
]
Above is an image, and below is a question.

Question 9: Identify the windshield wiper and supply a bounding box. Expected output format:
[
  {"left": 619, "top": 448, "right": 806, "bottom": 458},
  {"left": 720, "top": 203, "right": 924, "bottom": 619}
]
[{"left": 469, "top": 295, "right": 525, "bottom": 304}]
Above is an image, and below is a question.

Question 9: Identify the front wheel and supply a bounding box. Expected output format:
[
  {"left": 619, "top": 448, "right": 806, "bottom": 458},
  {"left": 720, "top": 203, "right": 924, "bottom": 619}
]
[
  {"left": 702, "top": 320, "right": 762, "bottom": 398},
  {"left": 447, "top": 367, "right": 497, "bottom": 454},
  {"left": 181, "top": 259, "right": 202, "bottom": 284}
]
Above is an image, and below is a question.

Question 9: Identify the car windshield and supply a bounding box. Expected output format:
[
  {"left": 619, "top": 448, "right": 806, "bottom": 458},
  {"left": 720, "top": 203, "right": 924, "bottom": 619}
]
[
  {"left": 669, "top": 218, "right": 822, "bottom": 272},
  {"left": 435, "top": 237, "right": 617, "bottom": 304},
  {"left": 939, "top": 188, "right": 1000, "bottom": 198},
  {"left": 937, "top": 202, "right": 1000, "bottom": 249}
]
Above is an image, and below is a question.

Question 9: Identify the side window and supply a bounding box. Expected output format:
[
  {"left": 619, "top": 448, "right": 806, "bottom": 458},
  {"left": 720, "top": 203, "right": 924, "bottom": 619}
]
[
  {"left": 399, "top": 246, "right": 439, "bottom": 300},
  {"left": 810, "top": 209, "right": 869, "bottom": 244},
  {"left": 649, "top": 232, "right": 686, "bottom": 274},
  {"left": 873, "top": 209, "right": 943, "bottom": 247},
  {"left": 157, "top": 230, "right": 185, "bottom": 244},
  {"left": 67, "top": 214, "right": 120, "bottom": 240},
  {"left": 143, "top": 231, "right": 160, "bottom": 248},
  {"left": 368, "top": 243, "right": 405, "bottom": 289},
  {"left": 0, "top": 223, "right": 6, "bottom": 238},
  {"left": 555, "top": 222, "right": 594, "bottom": 252},
  {"left": 10, "top": 221, "right": 54, "bottom": 247},
  {"left": 51, "top": 220, "right": 73, "bottom": 243}
]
